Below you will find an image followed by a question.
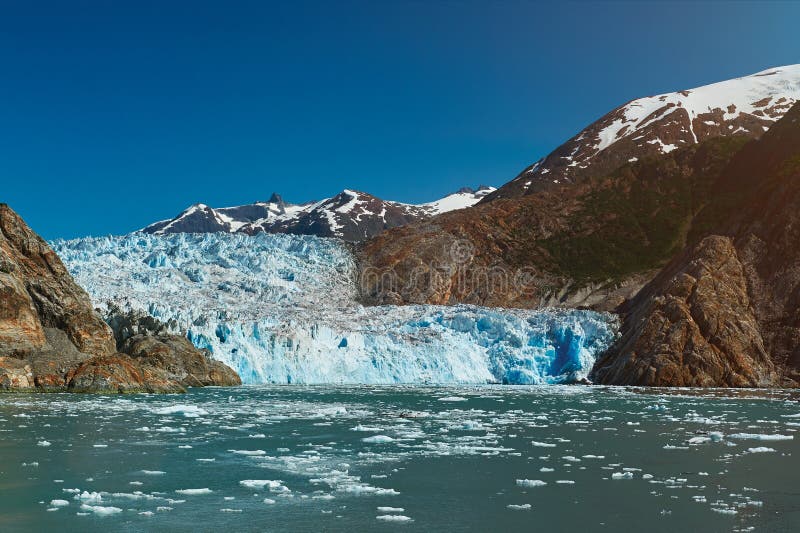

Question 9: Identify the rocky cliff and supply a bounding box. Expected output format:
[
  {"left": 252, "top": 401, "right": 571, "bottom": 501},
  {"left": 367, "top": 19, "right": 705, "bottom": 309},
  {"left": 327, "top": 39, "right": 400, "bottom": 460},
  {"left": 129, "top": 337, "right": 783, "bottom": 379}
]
[
  {"left": 0, "top": 204, "right": 240, "bottom": 392},
  {"left": 592, "top": 101, "right": 800, "bottom": 386}
]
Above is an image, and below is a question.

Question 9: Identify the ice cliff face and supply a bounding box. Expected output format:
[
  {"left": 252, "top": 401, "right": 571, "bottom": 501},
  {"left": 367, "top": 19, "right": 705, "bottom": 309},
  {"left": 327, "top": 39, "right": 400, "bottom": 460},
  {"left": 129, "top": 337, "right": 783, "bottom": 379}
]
[{"left": 51, "top": 233, "right": 617, "bottom": 385}]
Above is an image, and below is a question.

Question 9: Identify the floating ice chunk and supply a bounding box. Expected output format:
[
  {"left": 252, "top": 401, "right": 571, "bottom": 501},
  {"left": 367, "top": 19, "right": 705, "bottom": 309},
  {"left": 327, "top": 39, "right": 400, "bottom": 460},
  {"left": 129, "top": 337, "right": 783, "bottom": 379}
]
[
  {"left": 377, "top": 507, "right": 405, "bottom": 513},
  {"left": 49, "top": 500, "right": 69, "bottom": 507},
  {"left": 376, "top": 515, "right": 413, "bottom": 522},
  {"left": 531, "top": 441, "right": 556, "bottom": 448},
  {"left": 352, "top": 425, "right": 383, "bottom": 432},
  {"left": 220, "top": 508, "right": 242, "bottom": 513},
  {"left": 340, "top": 484, "right": 399, "bottom": 496},
  {"left": 362, "top": 435, "right": 394, "bottom": 444},
  {"left": 92, "top": 444, "right": 108, "bottom": 448},
  {"left": 230, "top": 449, "right": 266, "bottom": 456},
  {"left": 240, "top": 480, "right": 289, "bottom": 493},
  {"left": 556, "top": 480, "right": 575, "bottom": 484},
  {"left": 263, "top": 498, "right": 276, "bottom": 504},
  {"left": 540, "top": 467, "right": 554, "bottom": 472},
  {"left": 80, "top": 504, "right": 122, "bottom": 516},
  {"left": 611, "top": 472, "right": 634, "bottom": 480},
  {"left": 438, "top": 396, "right": 467, "bottom": 402},
  {"left": 747, "top": 447, "right": 776, "bottom": 453},
  {"left": 516, "top": 479, "right": 547, "bottom": 488},
  {"left": 729, "top": 433, "right": 793, "bottom": 441},
  {"left": 153, "top": 405, "right": 208, "bottom": 418},
  {"left": 507, "top": 504, "right": 532, "bottom": 510},
  {"left": 141, "top": 470, "right": 166, "bottom": 475},
  {"left": 175, "top": 488, "right": 213, "bottom": 495},
  {"left": 75, "top": 491, "right": 103, "bottom": 503},
  {"left": 37, "top": 440, "right": 51, "bottom": 447}
]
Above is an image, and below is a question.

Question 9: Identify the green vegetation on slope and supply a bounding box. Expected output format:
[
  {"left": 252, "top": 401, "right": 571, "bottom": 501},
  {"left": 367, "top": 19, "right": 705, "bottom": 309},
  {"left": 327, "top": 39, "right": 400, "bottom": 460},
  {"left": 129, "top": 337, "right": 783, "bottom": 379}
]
[{"left": 533, "top": 136, "right": 750, "bottom": 283}]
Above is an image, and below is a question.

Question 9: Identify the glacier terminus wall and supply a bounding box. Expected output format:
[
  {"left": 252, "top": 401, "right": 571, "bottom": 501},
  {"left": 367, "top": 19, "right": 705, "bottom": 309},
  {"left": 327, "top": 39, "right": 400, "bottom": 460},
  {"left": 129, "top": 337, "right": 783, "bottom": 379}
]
[{"left": 52, "top": 233, "right": 618, "bottom": 385}]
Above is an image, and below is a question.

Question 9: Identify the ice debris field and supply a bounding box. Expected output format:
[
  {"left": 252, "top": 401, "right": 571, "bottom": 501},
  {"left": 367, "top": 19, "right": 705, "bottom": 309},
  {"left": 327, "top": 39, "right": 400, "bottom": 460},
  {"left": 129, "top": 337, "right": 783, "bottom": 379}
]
[
  {"left": 52, "top": 233, "right": 617, "bottom": 385},
  {"left": 2, "top": 386, "right": 798, "bottom": 531}
]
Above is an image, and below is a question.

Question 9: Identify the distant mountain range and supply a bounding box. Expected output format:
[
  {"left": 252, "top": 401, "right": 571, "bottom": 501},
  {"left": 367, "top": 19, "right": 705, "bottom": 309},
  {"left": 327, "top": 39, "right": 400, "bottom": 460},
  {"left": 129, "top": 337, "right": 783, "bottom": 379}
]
[{"left": 142, "top": 186, "right": 495, "bottom": 241}]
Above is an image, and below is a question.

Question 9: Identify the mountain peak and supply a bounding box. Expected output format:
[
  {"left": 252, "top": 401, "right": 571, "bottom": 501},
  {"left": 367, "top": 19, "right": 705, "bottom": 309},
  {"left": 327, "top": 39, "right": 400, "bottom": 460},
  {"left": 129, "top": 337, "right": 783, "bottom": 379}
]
[
  {"left": 486, "top": 64, "right": 800, "bottom": 201},
  {"left": 141, "top": 186, "right": 492, "bottom": 241}
]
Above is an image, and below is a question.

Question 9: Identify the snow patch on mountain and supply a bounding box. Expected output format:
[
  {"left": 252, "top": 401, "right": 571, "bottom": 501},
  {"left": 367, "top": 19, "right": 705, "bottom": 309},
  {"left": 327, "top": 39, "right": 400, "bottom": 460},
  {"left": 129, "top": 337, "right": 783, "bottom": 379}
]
[
  {"left": 593, "top": 65, "right": 800, "bottom": 155},
  {"left": 52, "top": 233, "right": 617, "bottom": 385},
  {"left": 489, "top": 64, "right": 800, "bottom": 200}
]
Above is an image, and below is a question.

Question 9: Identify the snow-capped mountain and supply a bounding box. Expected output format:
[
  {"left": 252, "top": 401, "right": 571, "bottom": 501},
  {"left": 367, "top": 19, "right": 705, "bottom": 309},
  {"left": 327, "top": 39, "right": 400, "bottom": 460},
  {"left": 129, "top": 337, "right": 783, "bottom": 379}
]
[
  {"left": 51, "top": 233, "right": 617, "bottom": 385},
  {"left": 487, "top": 64, "right": 800, "bottom": 200},
  {"left": 143, "top": 186, "right": 495, "bottom": 241}
]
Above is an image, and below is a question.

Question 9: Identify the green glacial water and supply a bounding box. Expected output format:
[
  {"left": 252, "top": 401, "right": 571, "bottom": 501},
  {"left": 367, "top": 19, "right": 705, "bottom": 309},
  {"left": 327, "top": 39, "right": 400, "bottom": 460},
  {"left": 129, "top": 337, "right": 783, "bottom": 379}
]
[{"left": 1, "top": 385, "right": 798, "bottom": 532}]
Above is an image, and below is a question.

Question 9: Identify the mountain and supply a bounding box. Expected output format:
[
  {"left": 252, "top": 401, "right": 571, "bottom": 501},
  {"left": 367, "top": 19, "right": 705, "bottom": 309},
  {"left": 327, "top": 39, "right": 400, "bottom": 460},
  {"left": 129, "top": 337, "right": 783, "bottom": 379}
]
[
  {"left": 485, "top": 64, "right": 800, "bottom": 201},
  {"left": 357, "top": 66, "right": 800, "bottom": 312},
  {"left": 358, "top": 130, "right": 750, "bottom": 310},
  {"left": 0, "top": 203, "right": 239, "bottom": 392},
  {"left": 143, "top": 186, "right": 496, "bottom": 241},
  {"left": 591, "top": 100, "right": 800, "bottom": 387}
]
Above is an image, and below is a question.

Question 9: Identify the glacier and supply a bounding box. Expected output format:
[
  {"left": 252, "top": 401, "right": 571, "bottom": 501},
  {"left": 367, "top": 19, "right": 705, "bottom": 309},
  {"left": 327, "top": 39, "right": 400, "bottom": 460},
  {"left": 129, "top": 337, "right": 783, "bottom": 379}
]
[{"left": 51, "top": 233, "right": 619, "bottom": 385}]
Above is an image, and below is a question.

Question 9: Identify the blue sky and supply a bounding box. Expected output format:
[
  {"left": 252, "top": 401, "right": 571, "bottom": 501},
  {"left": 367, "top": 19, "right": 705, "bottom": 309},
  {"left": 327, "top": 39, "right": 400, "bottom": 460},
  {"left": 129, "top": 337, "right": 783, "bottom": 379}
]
[{"left": 2, "top": 0, "right": 799, "bottom": 239}]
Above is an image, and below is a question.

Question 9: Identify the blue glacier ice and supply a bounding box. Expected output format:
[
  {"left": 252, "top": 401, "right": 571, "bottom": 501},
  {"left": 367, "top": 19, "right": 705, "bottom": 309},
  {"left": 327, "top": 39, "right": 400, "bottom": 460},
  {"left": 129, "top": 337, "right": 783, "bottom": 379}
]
[{"left": 51, "top": 233, "right": 618, "bottom": 385}]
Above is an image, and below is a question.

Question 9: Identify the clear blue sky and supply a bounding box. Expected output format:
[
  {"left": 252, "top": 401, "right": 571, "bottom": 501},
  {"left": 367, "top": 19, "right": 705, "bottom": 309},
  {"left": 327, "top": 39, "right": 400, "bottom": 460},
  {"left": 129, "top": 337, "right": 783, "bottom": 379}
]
[{"left": 2, "top": 0, "right": 799, "bottom": 239}]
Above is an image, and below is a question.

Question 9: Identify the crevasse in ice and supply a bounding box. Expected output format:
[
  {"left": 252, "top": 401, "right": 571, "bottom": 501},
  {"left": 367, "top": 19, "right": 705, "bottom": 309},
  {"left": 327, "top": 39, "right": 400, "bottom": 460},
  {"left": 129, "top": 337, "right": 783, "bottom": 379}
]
[{"left": 51, "top": 233, "right": 618, "bottom": 385}]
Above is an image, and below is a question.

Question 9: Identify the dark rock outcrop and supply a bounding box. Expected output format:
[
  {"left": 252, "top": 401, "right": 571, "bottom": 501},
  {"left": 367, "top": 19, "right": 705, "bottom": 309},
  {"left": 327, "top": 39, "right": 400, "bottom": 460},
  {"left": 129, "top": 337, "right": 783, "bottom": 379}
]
[
  {"left": 121, "top": 334, "right": 241, "bottom": 387},
  {"left": 590, "top": 236, "right": 777, "bottom": 386},
  {"left": 0, "top": 204, "right": 240, "bottom": 393}
]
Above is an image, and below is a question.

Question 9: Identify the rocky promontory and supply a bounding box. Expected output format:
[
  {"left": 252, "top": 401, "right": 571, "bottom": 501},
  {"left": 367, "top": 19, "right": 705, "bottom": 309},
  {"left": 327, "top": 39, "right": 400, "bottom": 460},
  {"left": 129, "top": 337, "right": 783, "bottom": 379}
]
[{"left": 0, "top": 204, "right": 240, "bottom": 392}]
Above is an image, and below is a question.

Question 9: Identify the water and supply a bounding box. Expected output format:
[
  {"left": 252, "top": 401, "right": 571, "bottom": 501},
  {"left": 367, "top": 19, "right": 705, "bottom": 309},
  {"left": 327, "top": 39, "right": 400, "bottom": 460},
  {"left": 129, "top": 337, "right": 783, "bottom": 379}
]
[{"left": 1, "top": 386, "right": 798, "bottom": 532}]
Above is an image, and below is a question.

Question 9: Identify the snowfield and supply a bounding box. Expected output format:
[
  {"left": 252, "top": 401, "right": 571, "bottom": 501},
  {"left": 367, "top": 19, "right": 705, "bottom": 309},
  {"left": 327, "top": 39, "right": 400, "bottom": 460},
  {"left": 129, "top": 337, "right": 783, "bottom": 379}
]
[{"left": 52, "top": 233, "right": 618, "bottom": 385}]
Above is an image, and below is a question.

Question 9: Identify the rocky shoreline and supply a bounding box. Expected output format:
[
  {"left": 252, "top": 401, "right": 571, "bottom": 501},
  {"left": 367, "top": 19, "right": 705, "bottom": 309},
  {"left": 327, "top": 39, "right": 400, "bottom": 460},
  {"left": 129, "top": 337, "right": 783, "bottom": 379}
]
[{"left": 0, "top": 204, "right": 240, "bottom": 393}]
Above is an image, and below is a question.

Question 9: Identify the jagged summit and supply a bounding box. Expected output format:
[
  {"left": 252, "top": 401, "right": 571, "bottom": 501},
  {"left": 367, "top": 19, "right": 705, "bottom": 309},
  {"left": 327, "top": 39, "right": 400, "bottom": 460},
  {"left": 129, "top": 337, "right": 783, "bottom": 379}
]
[
  {"left": 142, "top": 186, "right": 496, "bottom": 241},
  {"left": 487, "top": 64, "right": 800, "bottom": 200}
]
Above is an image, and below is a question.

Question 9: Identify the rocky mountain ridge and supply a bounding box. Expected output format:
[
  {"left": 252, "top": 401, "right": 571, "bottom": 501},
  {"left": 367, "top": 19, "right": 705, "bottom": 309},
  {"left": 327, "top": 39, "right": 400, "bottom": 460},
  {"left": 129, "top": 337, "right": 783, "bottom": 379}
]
[
  {"left": 485, "top": 64, "right": 800, "bottom": 201},
  {"left": 143, "top": 186, "right": 495, "bottom": 242}
]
